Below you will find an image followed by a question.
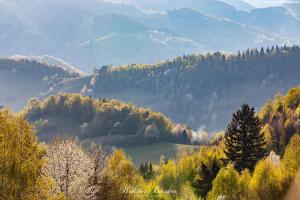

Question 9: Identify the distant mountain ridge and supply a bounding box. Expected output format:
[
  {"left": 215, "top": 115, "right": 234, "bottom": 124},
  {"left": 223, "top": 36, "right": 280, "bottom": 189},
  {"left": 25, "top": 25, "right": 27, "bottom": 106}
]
[
  {"left": 8, "top": 55, "right": 84, "bottom": 75},
  {"left": 284, "top": 2, "right": 300, "bottom": 19},
  {"left": 0, "top": 0, "right": 299, "bottom": 72},
  {"left": 219, "top": 0, "right": 254, "bottom": 11},
  {"left": 0, "top": 57, "right": 81, "bottom": 110}
]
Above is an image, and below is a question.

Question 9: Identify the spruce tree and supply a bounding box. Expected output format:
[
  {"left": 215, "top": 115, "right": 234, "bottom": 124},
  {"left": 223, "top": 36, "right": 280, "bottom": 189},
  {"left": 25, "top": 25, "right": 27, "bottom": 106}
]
[
  {"left": 148, "top": 162, "right": 154, "bottom": 179},
  {"left": 224, "top": 104, "right": 267, "bottom": 172},
  {"left": 139, "top": 163, "right": 147, "bottom": 179},
  {"left": 192, "top": 158, "right": 220, "bottom": 198}
]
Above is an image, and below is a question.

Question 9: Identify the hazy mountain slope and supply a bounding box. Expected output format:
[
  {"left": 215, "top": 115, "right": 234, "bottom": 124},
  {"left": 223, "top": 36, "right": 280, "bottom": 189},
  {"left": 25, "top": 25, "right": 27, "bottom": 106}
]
[
  {"left": 119, "top": 0, "right": 241, "bottom": 13},
  {"left": 54, "top": 45, "right": 300, "bottom": 132},
  {"left": 0, "top": 58, "right": 81, "bottom": 110},
  {"left": 69, "top": 8, "right": 257, "bottom": 66},
  {"left": 220, "top": 0, "right": 254, "bottom": 11},
  {"left": 284, "top": 3, "right": 300, "bottom": 19},
  {"left": 64, "top": 12, "right": 201, "bottom": 67},
  {"left": 0, "top": 0, "right": 299, "bottom": 72},
  {"left": 165, "top": 8, "right": 256, "bottom": 51},
  {"left": 248, "top": 7, "right": 300, "bottom": 33}
]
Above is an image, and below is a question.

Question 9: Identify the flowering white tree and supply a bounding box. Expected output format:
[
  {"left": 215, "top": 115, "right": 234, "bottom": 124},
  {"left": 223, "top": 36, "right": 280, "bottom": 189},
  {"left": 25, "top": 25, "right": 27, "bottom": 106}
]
[
  {"left": 43, "top": 139, "right": 97, "bottom": 200},
  {"left": 88, "top": 144, "right": 108, "bottom": 198}
]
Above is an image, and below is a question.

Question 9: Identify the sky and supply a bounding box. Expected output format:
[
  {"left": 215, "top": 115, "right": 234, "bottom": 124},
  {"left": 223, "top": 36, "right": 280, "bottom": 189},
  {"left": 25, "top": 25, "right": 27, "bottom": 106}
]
[
  {"left": 243, "top": 0, "right": 294, "bottom": 7},
  {"left": 0, "top": 0, "right": 296, "bottom": 8}
]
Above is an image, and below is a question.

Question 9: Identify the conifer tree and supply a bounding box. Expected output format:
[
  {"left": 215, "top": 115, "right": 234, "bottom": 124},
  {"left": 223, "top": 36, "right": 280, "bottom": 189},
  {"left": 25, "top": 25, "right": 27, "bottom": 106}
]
[
  {"left": 148, "top": 162, "right": 154, "bottom": 180},
  {"left": 139, "top": 163, "right": 147, "bottom": 179},
  {"left": 139, "top": 162, "right": 155, "bottom": 181},
  {"left": 224, "top": 104, "right": 267, "bottom": 172},
  {"left": 192, "top": 158, "right": 220, "bottom": 198}
]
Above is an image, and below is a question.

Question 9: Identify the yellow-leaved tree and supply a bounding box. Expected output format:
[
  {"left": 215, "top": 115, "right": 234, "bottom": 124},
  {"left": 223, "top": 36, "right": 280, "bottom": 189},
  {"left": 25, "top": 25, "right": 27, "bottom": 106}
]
[
  {"left": 207, "top": 165, "right": 240, "bottom": 200},
  {"left": 0, "top": 109, "right": 57, "bottom": 199},
  {"left": 249, "top": 159, "right": 284, "bottom": 200},
  {"left": 98, "top": 149, "right": 146, "bottom": 200}
]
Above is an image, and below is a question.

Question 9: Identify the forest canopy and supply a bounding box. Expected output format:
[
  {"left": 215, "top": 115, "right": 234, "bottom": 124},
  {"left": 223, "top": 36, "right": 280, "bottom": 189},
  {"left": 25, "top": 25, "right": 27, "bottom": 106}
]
[
  {"left": 260, "top": 86, "right": 300, "bottom": 155},
  {"left": 22, "top": 93, "right": 197, "bottom": 146}
]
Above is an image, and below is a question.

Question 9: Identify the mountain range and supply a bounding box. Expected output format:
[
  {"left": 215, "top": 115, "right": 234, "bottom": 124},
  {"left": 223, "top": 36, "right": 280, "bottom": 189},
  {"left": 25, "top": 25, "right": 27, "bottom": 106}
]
[{"left": 0, "top": 0, "right": 299, "bottom": 72}]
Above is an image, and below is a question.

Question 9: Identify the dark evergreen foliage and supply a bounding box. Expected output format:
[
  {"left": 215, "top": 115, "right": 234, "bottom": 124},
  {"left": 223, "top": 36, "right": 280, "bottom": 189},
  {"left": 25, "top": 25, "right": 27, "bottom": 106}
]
[
  {"left": 93, "top": 45, "right": 300, "bottom": 95},
  {"left": 138, "top": 162, "right": 155, "bottom": 181},
  {"left": 192, "top": 158, "right": 221, "bottom": 198},
  {"left": 224, "top": 104, "right": 268, "bottom": 172}
]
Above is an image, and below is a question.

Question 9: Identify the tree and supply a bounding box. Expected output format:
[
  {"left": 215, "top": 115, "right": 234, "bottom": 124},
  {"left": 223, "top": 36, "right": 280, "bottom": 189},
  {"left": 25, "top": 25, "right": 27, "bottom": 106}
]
[
  {"left": 97, "top": 149, "right": 145, "bottom": 200},
  {"left": 224, "top": 104, "right": 267, "bottom": 172},
  {"left": 207, "top": 165, "right": 240, "bottom": 200},
  {"left": 139, "top": 163, "right": 147, "bottom": 179},
  {"left": 139, "top": 162, "right": 155, "bottom": 181},
  {"left": 178, "top": 183, "right": 198, "bottom": 200},
  {"left": 237, "top": 170, "right": 251, "bottom": 199},
  {"left": 0, "top": 109, "right": 48, "bottom": 199},
  {"left": 157, "top": 160, "right": 180, "bottom": 199},
  {"left": 281, "top": 134, "right": 300, "bottom": 180},
  {"left": 249, "top": 160, "right": 284, "bottom": 200},
  {"left": 43, "top": 139, "right": 96, "bottom": 200},
  {"left": 148, "top": 162, "right": 155, "bottom": 180},
  {"left": 192, "top": 158, "right": 220, "bottom": 198},
  {"left": 88, "top": 144, "right": 108, "bottom": 199}
]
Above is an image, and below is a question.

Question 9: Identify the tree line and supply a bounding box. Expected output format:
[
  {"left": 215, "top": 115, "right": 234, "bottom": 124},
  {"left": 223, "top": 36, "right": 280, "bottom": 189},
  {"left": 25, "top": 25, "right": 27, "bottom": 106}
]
[
  {"left": 23, "top": 93, "right": 201, "bottom": 146},
  {"left": 0, "top": 58, "right": 80, "bottom": 78},
  {"left": 92, "top": 45, "right": 300, "bottom": 95}
]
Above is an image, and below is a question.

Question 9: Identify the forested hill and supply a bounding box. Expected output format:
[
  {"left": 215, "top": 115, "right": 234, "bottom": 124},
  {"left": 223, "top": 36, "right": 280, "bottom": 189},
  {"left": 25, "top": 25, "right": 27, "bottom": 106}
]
[
  {"left": 0, "top": 58, "right": 81, "bottom": 110},
  {"left": 22, "top": 93, "right": 199, "bottom": 146},
  {"left": 56, "top": 45, "right": 300, "bottom": 131},
  {"left": 260, "top": 86, "right": 300, "bottom": 155}
]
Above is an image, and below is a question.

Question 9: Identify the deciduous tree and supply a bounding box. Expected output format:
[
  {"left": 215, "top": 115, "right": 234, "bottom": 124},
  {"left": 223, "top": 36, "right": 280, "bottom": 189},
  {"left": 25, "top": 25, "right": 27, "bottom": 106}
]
[{"left": 0, "top": 109, "right": 47, "bottom": 199}]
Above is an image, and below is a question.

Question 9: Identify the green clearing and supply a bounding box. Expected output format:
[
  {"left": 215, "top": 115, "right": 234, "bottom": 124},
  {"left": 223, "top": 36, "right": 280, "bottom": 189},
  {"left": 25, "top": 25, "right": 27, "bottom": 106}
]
[{"left": 122, "top": 142, "right": 200, "bottom": 165}]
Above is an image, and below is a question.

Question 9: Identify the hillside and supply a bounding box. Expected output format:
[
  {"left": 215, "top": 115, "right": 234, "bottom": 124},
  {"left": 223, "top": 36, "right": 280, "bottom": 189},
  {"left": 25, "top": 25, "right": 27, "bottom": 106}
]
[
  {"left": 284, "top": 2, "right": 300, "bottom": 20},
  {"left": 220, "top": 0, "right": 254, "bottom": 11},
  {"left": 0, "top": 58, "right": 81, "bottom": 110},
  {"left": 23, "top": 93, "right": 198, "bottom": 146},
  {"left": 260, "top": 86, "right": 300, "bottom": 155},
  {"left": 55, "top": 45, "right": 300, "bottom": 131}
]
